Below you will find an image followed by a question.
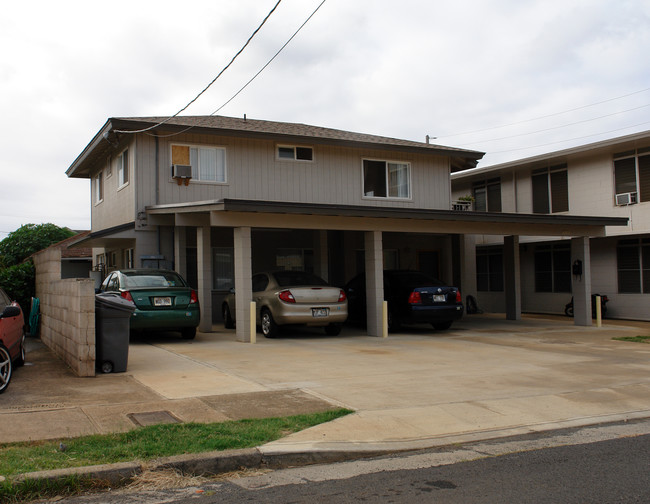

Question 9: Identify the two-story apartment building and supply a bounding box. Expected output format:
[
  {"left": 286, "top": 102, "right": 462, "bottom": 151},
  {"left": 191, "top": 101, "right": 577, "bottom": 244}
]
[
  {"left": 67, "top": 116, "right": 626, "bottom": 341},
  {"left": 451, "top": 129, "right": 650, "bottom": 321}
]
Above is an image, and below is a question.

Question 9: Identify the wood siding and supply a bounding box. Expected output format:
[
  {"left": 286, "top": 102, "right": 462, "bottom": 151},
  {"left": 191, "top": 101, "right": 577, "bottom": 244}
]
[{"left": 134, "top": 132, "right": 452, "bottom": 213}]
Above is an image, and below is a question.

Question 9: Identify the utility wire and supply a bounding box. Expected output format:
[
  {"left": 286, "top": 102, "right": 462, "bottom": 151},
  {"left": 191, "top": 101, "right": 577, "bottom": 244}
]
[
  {"left": 486, "top": 120, "right": 650, "bottom": 155},
  {"left": 149, "top": 0, "right": 328, "bottom": 139},
  {"left": 457, "top": 103, "right": 650, "bottom": 147},
  {"left": 114, "top": 0, "right": 283, "bottom": 135},
  {"left": 437, "top": 87, "right": 650, "bottom": 139}
]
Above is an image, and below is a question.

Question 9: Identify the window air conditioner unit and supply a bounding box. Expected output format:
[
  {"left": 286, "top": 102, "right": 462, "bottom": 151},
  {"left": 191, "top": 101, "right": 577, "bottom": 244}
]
[
  {"left": 615, "top": 192, "right": 637, "bottom": 206},
  {"left": 172, "top": 164, "right": 192, "bottom": 178},
  {"left": 172, "top": 164, "right": 192, "bottom": 185}
]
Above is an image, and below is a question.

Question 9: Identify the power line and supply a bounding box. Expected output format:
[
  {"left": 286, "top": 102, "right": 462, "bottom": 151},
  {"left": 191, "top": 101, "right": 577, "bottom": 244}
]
[
  {"left": 149, "top": 0, "right": 328, "bottom": 139},
  {"left": 486, "top": 120, "right": 650, "bottom": 155},
  {"left": 457, "top": 103, "right": 650, "bottom": 147},
  {"left": 114, "top": 0, "right": 283, "bottom": 135},
  {"left": 436, "top": 87, "right": 650, "bottom": 139}
]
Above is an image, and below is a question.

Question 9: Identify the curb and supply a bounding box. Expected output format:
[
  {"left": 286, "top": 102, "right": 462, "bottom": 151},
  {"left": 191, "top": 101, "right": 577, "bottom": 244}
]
[{"left": 9, "top": 447, "right": 387, "bottom": 488}]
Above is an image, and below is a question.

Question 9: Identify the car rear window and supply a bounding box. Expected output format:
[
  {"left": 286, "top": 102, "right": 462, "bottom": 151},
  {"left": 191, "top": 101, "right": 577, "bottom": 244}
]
[
  {"left": 273, "top": 271, "right": 328, "bottom": 287},
  {"left": 390, "top": 271, "right": 445, "bottom": 287},
  {"left": 123, "top": 272, "right": 187, "bottom": 288}
]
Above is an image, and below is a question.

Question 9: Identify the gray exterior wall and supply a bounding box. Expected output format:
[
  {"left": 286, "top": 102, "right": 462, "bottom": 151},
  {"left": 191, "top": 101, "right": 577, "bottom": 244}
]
[{"left": 134, "top": 132, "right": 452, "bottom": 217}]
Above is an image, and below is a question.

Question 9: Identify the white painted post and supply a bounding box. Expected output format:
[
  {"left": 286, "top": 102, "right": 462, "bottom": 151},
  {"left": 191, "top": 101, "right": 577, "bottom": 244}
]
[
  {"left": 250, "top": 301, "right": 257, "bottom": 344},
  {"left": 382, "top": 300, "right": 388, "bottom": 338},
  {"left": 596, "top": 295, "right": 602, "bottom": 328}
]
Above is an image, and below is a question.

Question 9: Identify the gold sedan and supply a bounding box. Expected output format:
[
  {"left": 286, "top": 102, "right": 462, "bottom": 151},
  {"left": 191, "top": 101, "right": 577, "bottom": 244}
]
[{"left": 223, "top": 271, "right": 348, "bottom": 337}]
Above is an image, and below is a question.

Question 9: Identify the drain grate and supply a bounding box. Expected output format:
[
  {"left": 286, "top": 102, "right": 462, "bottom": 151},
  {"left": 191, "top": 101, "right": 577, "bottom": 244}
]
[{"left": 127, "top": 410, "right": 181, "bottom": 427}]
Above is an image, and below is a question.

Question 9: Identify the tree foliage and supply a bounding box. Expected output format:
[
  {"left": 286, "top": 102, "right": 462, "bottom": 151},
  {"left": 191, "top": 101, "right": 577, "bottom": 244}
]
[
  {"left": 0, "top": 223, "right": 75, "bottom": 315},
  {"left": 0, "top": 261, "right": 35, "bottom": 315},
  {"left": 0, "top": 223, "right": 74, "bottom": 268}
]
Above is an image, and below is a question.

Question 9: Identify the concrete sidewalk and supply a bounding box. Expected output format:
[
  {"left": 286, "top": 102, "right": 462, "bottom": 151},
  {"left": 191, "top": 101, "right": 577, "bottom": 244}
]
[{"left": 2, "top": 314, "right": 650, "bottom": 458}]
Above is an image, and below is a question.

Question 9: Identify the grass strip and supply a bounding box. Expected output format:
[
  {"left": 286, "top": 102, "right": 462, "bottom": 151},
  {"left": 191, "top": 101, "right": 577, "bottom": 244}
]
[
  {"left": 0, "top": 409, "right": 352, "bottom": 478},
  {"left": 613, "top": 335, "right": 650, "bottom": 343}
]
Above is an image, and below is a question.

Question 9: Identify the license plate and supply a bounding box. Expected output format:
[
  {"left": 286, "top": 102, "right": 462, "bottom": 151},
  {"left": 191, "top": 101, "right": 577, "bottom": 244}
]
[
  {"left": 433, "top": 295, "right": 446, "bottom": 303},
  {"left": 153, "top": 297, "right": 172, "bottom": 307},
  {"left": 312, "top": 308, "right": 329, "bottom": 317}
]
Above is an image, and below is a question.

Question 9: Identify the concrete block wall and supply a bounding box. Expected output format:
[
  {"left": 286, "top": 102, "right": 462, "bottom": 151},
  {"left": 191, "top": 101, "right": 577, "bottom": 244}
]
[{"left": 33, "top": 248, "right": 96, "bottom": 377}]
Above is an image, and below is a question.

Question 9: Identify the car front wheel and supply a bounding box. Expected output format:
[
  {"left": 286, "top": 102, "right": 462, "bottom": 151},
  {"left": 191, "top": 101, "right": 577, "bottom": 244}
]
[
  {"left": 0, "top": 344, "right": 13, "bottom": 394},
  {"left": 15, "top": 333, "right": 25, "bottom": 367},
  {"left": 261, "top": 309, "right": 279, "bottom": 338}
]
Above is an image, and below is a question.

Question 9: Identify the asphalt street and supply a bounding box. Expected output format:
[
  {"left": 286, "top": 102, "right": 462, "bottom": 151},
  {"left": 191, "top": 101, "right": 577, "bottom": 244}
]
[{"left": 57, "top": 419, "right": 650, "bottom": 504}]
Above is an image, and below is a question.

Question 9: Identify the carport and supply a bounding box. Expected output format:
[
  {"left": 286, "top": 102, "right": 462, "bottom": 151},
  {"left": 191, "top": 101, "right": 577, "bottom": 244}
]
[{"left": 147, "top": 198, "right": 628, "bottom": 341}]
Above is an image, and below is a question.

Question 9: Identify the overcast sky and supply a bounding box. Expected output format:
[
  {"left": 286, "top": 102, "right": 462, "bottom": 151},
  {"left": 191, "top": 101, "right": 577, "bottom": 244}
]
[{"left": 1, "top": 0, "right": 649, "bottom": 239}]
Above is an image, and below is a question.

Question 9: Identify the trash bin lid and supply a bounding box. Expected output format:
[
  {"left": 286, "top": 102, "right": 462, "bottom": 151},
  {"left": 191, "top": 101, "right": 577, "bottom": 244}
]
[{"left": 95, "top": 292, "right": 136, "bottom": 313}]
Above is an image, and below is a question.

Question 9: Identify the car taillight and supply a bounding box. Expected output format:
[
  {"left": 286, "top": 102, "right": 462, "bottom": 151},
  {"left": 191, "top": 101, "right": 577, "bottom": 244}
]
[
  {"left": 190, "top": 290, "right": 198, "bottom": 304},
  {"left": 408, "top": 291, "right": 422, "bottom": 304},
  {"left": 121, "top": 291, "right": 133, "bottom": 302},
  {"left": 278, "top": 290, "right": 296, "bottom": 303},
  {"left": 338, "top": 289, "right": 347, "bottom": 302},
  {"left": 456, "top": 290, "right": 462, "bottom": 303}
]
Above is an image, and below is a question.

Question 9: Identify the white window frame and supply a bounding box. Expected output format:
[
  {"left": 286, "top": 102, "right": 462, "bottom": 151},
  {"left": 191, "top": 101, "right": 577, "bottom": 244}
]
[
  {"left": 117, "top": 149, "right": 129, "bottom": 189},
  {"left": 362, "top": 158, "right": 412, "bottom": 200},
  {"left": 94, "top": 171, "right": 103, "bottom": 205},
  {"left": 276, "top": 145, "right": 314, "bottom": 162},
  {"left": 171, "top": 144, "right": 227, "bottom": 184}
]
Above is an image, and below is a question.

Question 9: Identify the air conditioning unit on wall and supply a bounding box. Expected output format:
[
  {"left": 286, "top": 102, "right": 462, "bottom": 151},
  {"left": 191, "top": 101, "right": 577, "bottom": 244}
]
[
  {"left": 172, "top": 164, "right": 192, "bottom": 185},
  {"left": 615, "top": 192, "right": 637, "bottom": 206}
]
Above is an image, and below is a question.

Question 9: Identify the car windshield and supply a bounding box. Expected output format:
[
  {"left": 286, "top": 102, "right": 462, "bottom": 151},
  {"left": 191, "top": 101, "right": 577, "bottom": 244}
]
[
  {"left": 123, "top": 271, "right": 186, "bottom": 288},
  {"left": 273, "top": 271, "right": 329, "bottom": 287}
]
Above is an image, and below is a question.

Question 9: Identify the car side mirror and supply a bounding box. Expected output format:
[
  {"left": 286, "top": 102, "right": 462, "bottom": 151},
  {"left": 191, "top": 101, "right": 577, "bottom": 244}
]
[
  {"left": 1, "top": 305, "right": 21, "bottom": 318},
  {"left": 229, "top": 287, "right": 236, "bottom": 294}
]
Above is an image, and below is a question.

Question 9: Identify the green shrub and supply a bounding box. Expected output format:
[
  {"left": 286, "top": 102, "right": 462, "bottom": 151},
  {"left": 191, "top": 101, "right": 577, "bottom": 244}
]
[{"left": 0, "top": 261, "right": 35, "bottom": 317}]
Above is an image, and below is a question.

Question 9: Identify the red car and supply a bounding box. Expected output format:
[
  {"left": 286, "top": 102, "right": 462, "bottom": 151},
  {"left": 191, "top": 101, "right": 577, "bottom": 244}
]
[{"left": 0, "top": 288, "right": 25, "bottom": 394}]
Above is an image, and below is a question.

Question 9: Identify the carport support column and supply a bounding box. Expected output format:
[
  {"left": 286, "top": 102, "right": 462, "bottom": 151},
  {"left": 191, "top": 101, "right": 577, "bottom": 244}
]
[
  {"left": 197, "top": 226, "right": 213, "bottom": 332},
  {"left": 571, "top": 237, "right": 592, "bottom": 327},
  {"left": 174, "top": 226, "right": 187, "bottom": 279},
  {"left": 504, "top": 235, "right": 521, "bottom": 321},
  {"left": 234, "top": 227, "right": 253, "bottom": 342},
  {"left": 365, "top": 231, "right": 384, "bottom": 337}
]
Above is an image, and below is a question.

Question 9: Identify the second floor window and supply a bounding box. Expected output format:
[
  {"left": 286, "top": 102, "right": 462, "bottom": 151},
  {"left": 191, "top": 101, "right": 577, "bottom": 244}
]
[
  {"left": 473, "top": 178, "right": 502, "bottom": 212},
  {"left": 94, "top": 171, "right": 103, "bottom": 203},
  {"left": 614, "top": 148, "right": 650, "bottom": 204},
  {"left": 117, "top": 149, "right": 129, "bottom": 187},
  {"left": 278, "top": 145, "right": 313, "bottom": 161},
  {"left": 363, "top": 159, "right": 410, "bottom": 199},
  {"left": 532, "top": 164, "right": 568, "bottom": 214},
  {"left": 172, "top": 144, "right": 226, "bottom": 183}
]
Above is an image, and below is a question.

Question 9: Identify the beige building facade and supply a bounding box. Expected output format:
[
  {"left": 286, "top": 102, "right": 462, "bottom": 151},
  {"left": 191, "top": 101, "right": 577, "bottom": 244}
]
[{"left": 452, "top": 130, "right": 650, "bottom": 320}]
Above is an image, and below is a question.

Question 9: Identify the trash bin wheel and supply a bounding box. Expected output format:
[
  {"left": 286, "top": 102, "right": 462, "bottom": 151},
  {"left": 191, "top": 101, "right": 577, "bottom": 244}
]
[{"left": 100, "top": 361, "right": 114, "bottom": 374}]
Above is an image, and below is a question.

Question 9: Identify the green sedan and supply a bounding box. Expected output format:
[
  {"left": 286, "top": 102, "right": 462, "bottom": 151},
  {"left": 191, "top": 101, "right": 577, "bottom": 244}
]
[{"left": 98, "top": 269, "right": 200, "bottom": 339}]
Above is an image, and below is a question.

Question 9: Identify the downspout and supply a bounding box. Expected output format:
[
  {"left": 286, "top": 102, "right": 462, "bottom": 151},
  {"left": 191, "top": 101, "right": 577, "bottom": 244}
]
[{"left": 155, "top": 135, "right": 162, "bottom": 263}]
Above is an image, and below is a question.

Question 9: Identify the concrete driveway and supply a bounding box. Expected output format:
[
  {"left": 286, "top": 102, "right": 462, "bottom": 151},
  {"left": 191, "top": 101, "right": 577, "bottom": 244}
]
[{"left": 2, "top": 314, "right": 650, "bottom": 454}]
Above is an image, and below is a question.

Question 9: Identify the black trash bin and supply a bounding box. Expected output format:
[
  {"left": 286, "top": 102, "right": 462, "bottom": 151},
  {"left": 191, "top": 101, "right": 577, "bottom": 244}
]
[{"left": 95, "top": 292, "right": 135, "bottom": 373}]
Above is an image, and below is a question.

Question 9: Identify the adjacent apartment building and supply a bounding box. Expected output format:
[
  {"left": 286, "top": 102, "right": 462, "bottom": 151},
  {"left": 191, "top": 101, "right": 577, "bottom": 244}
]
[{"left": 451, "top": 129, "right": 650, "bottom": 321}]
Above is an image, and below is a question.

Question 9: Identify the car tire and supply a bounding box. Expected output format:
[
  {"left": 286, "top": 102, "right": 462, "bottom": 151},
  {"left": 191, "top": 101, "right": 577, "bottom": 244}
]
[
  {"left": 324, "top": 323, "right": 342, "bottom": 336},
  {"left": 223, "top": 304, "right": 235, "bottom": 329},
  {"left": 15, "top": 333, "right": 25, "bottom": 367},
  {"left": 181, "top": 327, "right": 197, "bottom": 340},
  {"left": 0, "top": 344, "right": 13, "bottom": 394},
  {"left": 432, "top": 321, "right": 453, "bottom": 331},
  {"left": 261, "top": 309, "right": 279, "bottom": 338}
]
